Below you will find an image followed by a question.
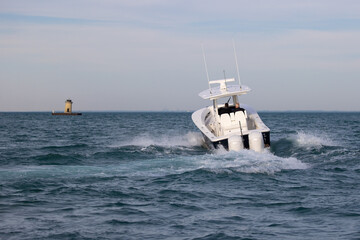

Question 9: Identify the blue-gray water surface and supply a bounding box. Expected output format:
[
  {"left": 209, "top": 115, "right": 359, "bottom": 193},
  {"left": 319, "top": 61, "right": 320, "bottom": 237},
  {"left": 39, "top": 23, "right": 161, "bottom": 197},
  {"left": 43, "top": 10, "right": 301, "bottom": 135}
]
[{"left": 0, "top": 112, "right": 359, "bottom": 240}]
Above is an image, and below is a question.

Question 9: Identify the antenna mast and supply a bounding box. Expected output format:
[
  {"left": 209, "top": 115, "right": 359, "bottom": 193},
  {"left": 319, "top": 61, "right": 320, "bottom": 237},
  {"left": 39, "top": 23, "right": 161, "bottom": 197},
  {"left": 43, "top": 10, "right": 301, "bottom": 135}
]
[
  {"left": 223, "top": 70, "right": 228, "bottom": 91},
  {"left": 233, "top": 39, "right": 242, "bottom": 88},
  {"left": 201, "top": 43, "right": 212, "bottom": 93}
]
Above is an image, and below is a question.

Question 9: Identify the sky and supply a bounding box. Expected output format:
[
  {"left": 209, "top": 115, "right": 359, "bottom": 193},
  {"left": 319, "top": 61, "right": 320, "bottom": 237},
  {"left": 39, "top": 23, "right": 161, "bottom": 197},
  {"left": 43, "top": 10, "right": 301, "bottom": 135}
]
[{"left": 0, "top": 0, "right": 359, "bottom": 112}]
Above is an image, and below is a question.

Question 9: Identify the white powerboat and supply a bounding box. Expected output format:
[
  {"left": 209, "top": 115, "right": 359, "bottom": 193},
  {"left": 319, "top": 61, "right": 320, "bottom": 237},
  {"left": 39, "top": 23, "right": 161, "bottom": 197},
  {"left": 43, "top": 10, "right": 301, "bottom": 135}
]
[{"left": 192, "top": 78, "right": 270, "bottom": 152}]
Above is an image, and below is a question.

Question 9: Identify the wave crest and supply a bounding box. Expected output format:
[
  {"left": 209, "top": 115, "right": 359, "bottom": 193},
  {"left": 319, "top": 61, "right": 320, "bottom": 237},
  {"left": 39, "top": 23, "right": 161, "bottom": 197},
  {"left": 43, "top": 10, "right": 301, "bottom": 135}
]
[{"left": 291, "top": 131, "right": 336, "bottom": 149}]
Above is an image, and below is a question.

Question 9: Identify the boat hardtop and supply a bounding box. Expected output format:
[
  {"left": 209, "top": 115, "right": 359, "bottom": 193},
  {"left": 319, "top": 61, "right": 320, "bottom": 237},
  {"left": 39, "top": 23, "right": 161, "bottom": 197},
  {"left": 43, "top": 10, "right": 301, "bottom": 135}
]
[{"left": 199, "top": 78, "right": 250, "bottom": 100}]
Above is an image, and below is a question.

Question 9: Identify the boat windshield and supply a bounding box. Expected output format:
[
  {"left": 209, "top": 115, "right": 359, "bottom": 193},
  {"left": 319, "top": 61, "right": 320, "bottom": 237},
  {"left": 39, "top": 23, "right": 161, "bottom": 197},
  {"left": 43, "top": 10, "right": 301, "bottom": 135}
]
[{"left": 216, "top": 95, "right": 245, "bottom": 115}]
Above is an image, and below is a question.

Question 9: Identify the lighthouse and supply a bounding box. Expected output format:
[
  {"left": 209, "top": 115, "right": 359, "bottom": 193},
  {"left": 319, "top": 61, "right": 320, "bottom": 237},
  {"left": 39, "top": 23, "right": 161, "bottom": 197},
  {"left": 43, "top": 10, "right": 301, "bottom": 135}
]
[
  {"left": 52, "top": 99, "right": 82, "bottom": 115},
  {"left": 65, "top": 99, "right": 73, "bottom": 113}
]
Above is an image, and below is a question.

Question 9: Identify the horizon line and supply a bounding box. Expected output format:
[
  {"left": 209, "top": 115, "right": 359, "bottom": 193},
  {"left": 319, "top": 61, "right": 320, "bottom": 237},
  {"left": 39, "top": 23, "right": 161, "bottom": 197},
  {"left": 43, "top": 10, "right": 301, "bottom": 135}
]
[{"left": 1, "top": 110, "right": 359, "bottom": 113}]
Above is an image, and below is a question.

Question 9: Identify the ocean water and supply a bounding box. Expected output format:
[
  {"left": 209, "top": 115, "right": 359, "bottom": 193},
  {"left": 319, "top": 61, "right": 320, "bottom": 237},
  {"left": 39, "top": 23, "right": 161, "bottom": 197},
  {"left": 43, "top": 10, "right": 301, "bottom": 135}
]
[{"left": 0, "top": 112, "right": 359, "bottom": 240}]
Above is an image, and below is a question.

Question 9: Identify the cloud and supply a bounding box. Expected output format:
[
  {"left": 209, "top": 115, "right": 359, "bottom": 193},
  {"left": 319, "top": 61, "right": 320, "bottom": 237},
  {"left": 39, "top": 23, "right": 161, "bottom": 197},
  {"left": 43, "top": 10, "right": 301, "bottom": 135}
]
[{"left": 1, "top": 0, "right": 360, "bottom": 31}]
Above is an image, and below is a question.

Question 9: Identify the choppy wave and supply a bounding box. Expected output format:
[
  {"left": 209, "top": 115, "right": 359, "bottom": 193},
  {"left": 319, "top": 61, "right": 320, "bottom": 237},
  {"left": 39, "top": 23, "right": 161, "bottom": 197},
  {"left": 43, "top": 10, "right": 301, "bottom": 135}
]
[
  {"left": 271, "top": 130, "right": 341, "bottom": 159},
  {"left": 291, "top": 131, "right": 337, "bottom": 149}
]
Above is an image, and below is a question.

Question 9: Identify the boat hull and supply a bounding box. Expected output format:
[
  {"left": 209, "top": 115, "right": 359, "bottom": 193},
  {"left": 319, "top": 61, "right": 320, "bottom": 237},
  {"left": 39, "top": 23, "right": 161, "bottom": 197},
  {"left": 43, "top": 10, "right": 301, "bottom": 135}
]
[{"left": 192, "top": 104, "right": 270, "bottom": 151}]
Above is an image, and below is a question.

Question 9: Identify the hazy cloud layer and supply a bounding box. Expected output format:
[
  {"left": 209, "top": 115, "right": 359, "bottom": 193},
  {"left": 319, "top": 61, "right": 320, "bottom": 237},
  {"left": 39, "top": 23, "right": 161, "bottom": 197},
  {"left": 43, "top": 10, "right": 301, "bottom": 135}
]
[{"left": 0, "top": 0, "right": 359, "bottom": 111}]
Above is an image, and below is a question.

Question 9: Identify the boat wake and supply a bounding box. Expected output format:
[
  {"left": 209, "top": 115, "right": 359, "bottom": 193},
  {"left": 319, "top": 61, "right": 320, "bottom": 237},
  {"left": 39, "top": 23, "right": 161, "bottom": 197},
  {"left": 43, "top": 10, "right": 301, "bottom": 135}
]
[
  {"left": 107, "top": 131, "right": 308, "bottom": 175},
  {"left": 3, "top": 131, "right": 313, "bottom": 179},
  {"left": 0, "top": 139, "right": 308, "bottom": 181},
  {"left": 113, "top": 131, "right": 204, "bottom": 148},
  {"left": 199, "top": 148, "right": 308, "bottom": 174}
]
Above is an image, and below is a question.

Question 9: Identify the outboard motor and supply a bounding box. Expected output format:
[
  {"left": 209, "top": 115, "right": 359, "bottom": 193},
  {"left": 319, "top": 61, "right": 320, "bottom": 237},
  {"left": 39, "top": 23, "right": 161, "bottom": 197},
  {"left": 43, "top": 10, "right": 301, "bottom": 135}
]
[
  {"left": 228, "top": 135, "right": 244, "bottom": 151},
  {"left": 249, "top": 131, "right": 264, "bottom": 152}
]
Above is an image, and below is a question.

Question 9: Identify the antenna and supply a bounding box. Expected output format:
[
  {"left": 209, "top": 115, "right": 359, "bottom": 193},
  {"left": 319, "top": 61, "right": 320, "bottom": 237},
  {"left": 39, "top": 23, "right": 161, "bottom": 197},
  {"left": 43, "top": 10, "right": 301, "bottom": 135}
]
[
  {"left": 223, "top": 70, "right": 228, "bottom": 91},
  {"left": 201, "top": 43, "right": 212, "bottom": 93},
  {"left": 232, "top": 39, "right": 242, "bottom": 88}
]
